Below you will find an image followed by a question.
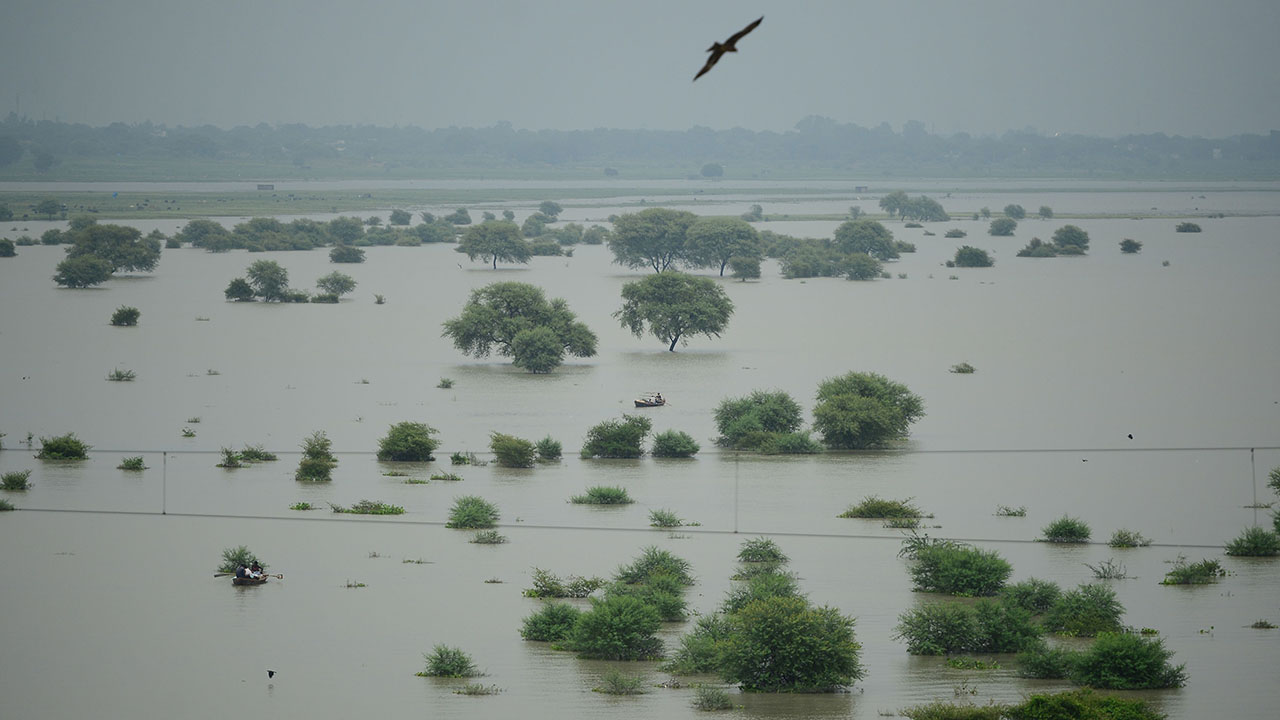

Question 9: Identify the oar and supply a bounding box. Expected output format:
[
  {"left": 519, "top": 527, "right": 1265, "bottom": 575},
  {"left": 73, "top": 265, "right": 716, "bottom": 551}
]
[{"left": 214, "top": 573, "right": 284, "bottom": 579}]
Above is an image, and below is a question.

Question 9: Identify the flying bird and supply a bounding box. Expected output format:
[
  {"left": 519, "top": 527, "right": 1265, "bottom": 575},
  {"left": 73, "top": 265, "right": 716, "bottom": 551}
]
[{"left": 693, "top": 16, "right": 763, "bottom": 81}]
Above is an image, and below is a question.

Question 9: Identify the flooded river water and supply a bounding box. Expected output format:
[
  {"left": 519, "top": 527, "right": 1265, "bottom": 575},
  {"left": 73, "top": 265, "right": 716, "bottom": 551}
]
[{"left": 1, "top": 182, "right": 1277, "bottom": 718}]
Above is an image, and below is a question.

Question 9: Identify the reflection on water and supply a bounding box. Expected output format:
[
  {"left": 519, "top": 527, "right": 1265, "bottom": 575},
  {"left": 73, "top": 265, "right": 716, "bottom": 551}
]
[{"left": 1, "top": 188, "right": 1279, "bottom": 719}]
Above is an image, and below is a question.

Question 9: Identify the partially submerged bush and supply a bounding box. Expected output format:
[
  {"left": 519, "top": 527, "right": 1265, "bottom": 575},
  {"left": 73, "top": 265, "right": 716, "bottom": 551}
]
[
  {"left": 580, "top": 415, "right": 651, "bottom": 458},
  {"left": 812, "top": 371, "right": 925, "bottom": 449},
  {"left": 604, "top": 573, "right": 688, "bottom": 622},
  {"left": 949, "top": 362, "right": 976, "bottom": 374},
  {"left": 1041, "top": 515, "right": 1091, "bottom": 543},
  {"left": 995, "top": 504, "right": 1027, "bottom": 517},
  {"left": 839, "top": 495, "right": 923, "bottom": 519},
  {"left": 296, "top": 431, "right": 337, "bottom": 481},
  {"left": 523, "top": 568, "right": 605, "bottom": 598},
  {"left": 894, "top": 600, "right": 1041, "bottom": 655},
  {"left": 1109, "top": 528, "right": 1152, "bottom": 548},
  {"left": 1016, "top": 641, "right": 1078, "bottom": 679},
  {"left": 1224, "top": 526, "right": 1280, "bottom": 556},
  {"left": 737, "top": 537, "right": 788, "bottom": 564},
  {"left": 534, "top": 436, "right": 561, "bottom": 461},
  {"left": 1175, "top": 222, "right": 1201, "bottom": 233},
  {"left": 662, "top": 613, "right": 731, "bottom": 675},
  {"left": 999, "top": 578, "right": 1062, "bottom": 614},
  {"left": 908, "top": 542, "right": 1012, "bottom": 596},
  {"left": 520, "top": 602, "right": 582, "bottom": 642},
  {"left": 568, "top": 594, "right": 663, "bottom": 660},
  {"left": 238, "top": 444, "right": 277, "bottom": 462},
  {"left": 218, "top": 545, "right": 265, "bottom": 573},
  {"left": 721, "top": 570, "right": 802, "bottom": 615},
  {"left": 713, "top": 389, "right": 805, "bottom": 450},
  {"left": 117, "top": 456, "right": 146, "bottom": 471},
  {"left": 470, "top": 530, "right": 507, "bottom": 544},
  {"left": 651, "top": 430, "right": 700, "bottom": 458},
  {"left": 1042, "top": 583, "right": 1124, "bottom": 637},
  {"left": 377, "top": 422, "right": 439, "bottom": 461},
  {"left": 719, "top": 596, "right": 864, "bottom": 692},
  {"left": 106, "top": 368, "right": 136, "bottom": 382},
  {"left": 418, "top": 645, "right": 481, "bottom": 677},
  {"left": 1070, "top": 632, "right": 1187, "bottom": 689},
  {"left": 1161, "top": 557, "right": 1226, "bottom": 585},
  {"left": 649, "top": 508, "right": 683, "bottom": 527},
  {"left": 447, "top": 496, "right": 500, "bottom": 528},
  {"left": 692, "top": 686, "right": 733, "bottom": 711},
  {"left": 2, "top": 470, "right": 33, "bottom": 491},
  {"left": 570, "top": 486, "right": 633, "bottom": 505},
  {"left": 37, "top": 433, "right": 90, "bottom": 460},
  {"left": 490, "top": 432, "right": 536, "bottom": 468},
  {"left": 615, "top": 546, "right": 694, "bottom": 585},
  {"left": 594, "top": 668, "right": 646, "bottom": 695},
  {"left": 329, "top": 499, "right": 405, "bottom": 515},
  {"left": 110, "top": 305, "right": 140, "bottom": 326}
]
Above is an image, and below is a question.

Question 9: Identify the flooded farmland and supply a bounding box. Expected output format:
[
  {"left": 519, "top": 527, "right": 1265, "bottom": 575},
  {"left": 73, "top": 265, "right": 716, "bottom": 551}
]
[{"left": 1, "top": 181, "right": 1278, "bottom": 719}]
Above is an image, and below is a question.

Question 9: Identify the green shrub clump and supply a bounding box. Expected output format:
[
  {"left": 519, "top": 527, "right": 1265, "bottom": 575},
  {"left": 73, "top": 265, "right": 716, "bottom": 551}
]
[
  {"left": 839, "top": 495, "right": 922, "bottom": 519},
  {"left": 520, "top": 602, "right": 582, "bottom": 642},
  {"left": 999, "top": 578, "right": 1062, "bottom": 614},
  {"left": 1160, "top": 557, "right": 1226, "bottom": 585},
  {"left": 651, "top": 429, "right": 700, "bottom": 458},
  {"left": 1108, "top": 528, "right": 1152, "bottom": 547},
  {"left": 534, "top": 436, "right": 561, "bottom": 461},
  {"left": 446, "top": 496, "right": 499, "bottom": 528},
  {"left": 1042, "top": 583, "right": 1124, "bottom": 637},
  {"left": 523, "top": 568, "right": 605, "bottom": 598},
  {"left": 952, "top": 246, "right": 994, "bottom": 267},
  {"left": 570, "top": 486, "right": 633, "bottom": 505},
  {"left": 376, "top": 421, "right": 438, "bottom": 461},
  {"left": 218, "top": 545, "right": 265, "bottom": 573},
  {"left": 604, "top": 572, "right": 688, "bottom": 621},
  {"left": 893, "top": 600, "right": 1042, "bottom": 655},
  {"left": 117, "top": 456, "right": 146, "bottom": 471},
  {"left": 418, "top": 645, "right": 481, "bottom": 677},
  {"left": 1070, "top": 632, "right": 1187, "bottom": 689},
  {"left": 907, "top": 541, "right": 1012, "bottom": 596},
  {"left": 1224, "top": 526, "right": 1280, "bottom": 556},
  {"left": 296, "top": 430, "right": 337, "bottom": 481},
  {"left": 812, "top": 371, "right": 924, "bottom": 449},
  {"left": 37, "top": 433, "right": 91, "bottom": 460},
  {"left": 1175, "top": 222, "right": 1201, "bottom": 233},
  {"left": 692, "top": 686, "right": 733, "bottom": 711},
  {"left": 1041, "top": 515, "right": 1091, "bottom": 543},
  {"left": 329, "top": 499, "right": 405, "bottom": 515},
  {"left": 904, "top": 689, "right": 1165, "bottom": 720},
  {"left": 649, "top": 508, "right": 683, "bottom": 527},
  {"left": 615, "top": 546, "right": 694, "bottom": 586},
  {"left": 737, "top": 537, "right": 788, "bottom": 564},
  {"left": 2, "top": 470, "right": 33, "bottom": 490},
  {"left": 713, "top": 390, "right": 806, "bottom": 451},
  {"left": 594, "top": 668, "right": 647, "bottom": 695},
  {"left": 580, "top": 415, "right": 651, "bottom": 458},
  {"left": 110, "top": 305, "right": 141, "bottom": 326},
  {"left": 568, "top": 595, "right": 663, "bottom": 660},
  {"left": 662, "top": 614, "right": 732, "bottom": 674},
  {"left": 470, "top": 530, "right": 507, "bottom": 544},
  {"left": 489, "top": 432, "right": 536, "bottom": 468},
  {"left": 719, "top": 596, "right": 864, "bottom": 692}
]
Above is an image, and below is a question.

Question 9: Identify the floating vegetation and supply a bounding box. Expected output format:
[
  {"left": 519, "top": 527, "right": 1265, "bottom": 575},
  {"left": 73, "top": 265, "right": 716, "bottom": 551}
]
[
  {"left": 345, "top": 580, "right": 367, "bottom": 588},
  {"left": 37, "top": 433, "right": 90, "bottom": 460},
  {"left": 571, "top": 486, "right": 633, "bottom": 504},
  {"left": 186, "top": 417, "right": 201, "bottom": 424},
  {"left": 289, "top": 502, "right": 314, "bottom": 511},
  {"left": 995, "top": 505, "right": 1027, "bottom": 517},
  {"left": 181, "top": 427, "right": 196, "bottom": 438},
  {"left": 206, "top": 369, "right": 220, "bottom": 375},
  {"left": 106, "top": 368, "right": 136, "bottom": 382},
  {"left": 403, "top": 477, "right": 429, "bottom": 485},
  {"left": 454, "top": 683, "right": 501, "bottom": 696},
  {"left": 329, "top": 500, "right": 405, "bottom": 515},
  {"left": 649, "top": 508, "right": 684, "bottom": 527},
  {"left": 417, "top": 645, "right": 481, "bottom": 678},
  {"left": 403, "top": 558, "right": 432, "bottom": 565},
  {"left": 1250, "top": 620, "right": 1276, "bottom": 629},
  {"left": 1109, "top": 528, "right": 1152, "bottom": 548},
  {"left": 430, "top": 472, "right": 463, "bottom": 482},
  {"left": 884, "top": 518, "right": 922, "bottom": 529},
  {"left": 840, "top": 496, "right": 924, "bottom": 519},
  {"left": 1161, "top": 557, "right": 1227, "bottom": 585},
  {"left": 470, "top": 530, "right": 508, "bottom": 544},
  {"left": 117, "top": 456, "right": 147, "bottom": 471},
  {"left": 1175, "top": 221, "right": 1201, "bottom": 233},
  {"left": 1041, "top": 515, "right": 1091, "bottom": 543},
  {"left": 2, "top": 470, "right": 33, "bottom": 490},
  {"left": 217, "top": 447, "right": 243, "bottom": 468},
  {"left": 437, "top": 377, "right": 454, "bottom": 389},
  {"left": 382, "top": 470, "right": 409, "bottom": 477},
  {"left": 594, "top": 668, "right": 646, "bottom": 695},
  {"left": 949, "top": 362, "right": 976, "bottom": 374},
  {"left": 451, "top": 451, "right": 486, "bottom": 466}
]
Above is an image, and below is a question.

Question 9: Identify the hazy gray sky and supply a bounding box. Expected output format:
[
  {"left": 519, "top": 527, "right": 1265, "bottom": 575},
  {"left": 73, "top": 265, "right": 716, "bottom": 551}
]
[{"left": 3, "top": 0, "right": 1277, "bottom": 137}]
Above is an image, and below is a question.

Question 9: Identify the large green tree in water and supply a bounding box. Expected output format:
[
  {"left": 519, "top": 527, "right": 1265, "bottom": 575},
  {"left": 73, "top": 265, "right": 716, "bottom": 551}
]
[
  {"left": 442, "top": 282, "right": 596, "bottom": 373},
  {"left": 615, "top": 272, "right": 734, "bottom": 351}
]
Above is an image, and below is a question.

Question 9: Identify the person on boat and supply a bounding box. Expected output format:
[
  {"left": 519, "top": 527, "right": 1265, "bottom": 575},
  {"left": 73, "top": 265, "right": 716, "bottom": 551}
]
[
  {"left": 248, "top": 562, "right": 264, "bottom": 580},
  {"left": 235, "top": 565, "right": 249, "bottom": 580}
]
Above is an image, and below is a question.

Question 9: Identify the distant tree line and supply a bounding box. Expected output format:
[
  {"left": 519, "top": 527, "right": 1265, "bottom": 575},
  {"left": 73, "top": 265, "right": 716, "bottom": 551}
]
[{"left": 2, "top": 114, "right": 1277, "bottom": 178}]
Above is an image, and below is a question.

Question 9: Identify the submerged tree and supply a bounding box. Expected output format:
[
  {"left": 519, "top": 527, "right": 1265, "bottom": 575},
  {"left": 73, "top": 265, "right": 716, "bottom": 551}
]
[
  {"left": 456, "top": 220, "right": 530, "bottom": 269},
  {"left": 812, "top": 372, "right": 924, "bottom": 449},
  {"left": 607, "top": 207, "right": 697, "bottom": 273},
  {"left": 684, "top": 217, "right": 762, "bottom": 276},
  {"left": 615, "top": 272, "right": 734, "bottom": 351},
  {"left": 442, "top": 282, "right": 597, "bottom": 372}
]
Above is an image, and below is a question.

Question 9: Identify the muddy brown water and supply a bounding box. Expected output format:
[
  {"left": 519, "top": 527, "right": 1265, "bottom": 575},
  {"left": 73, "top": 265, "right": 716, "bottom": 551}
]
[{"left": 1, "top": 183, "right": 1278, "bottom": 718}]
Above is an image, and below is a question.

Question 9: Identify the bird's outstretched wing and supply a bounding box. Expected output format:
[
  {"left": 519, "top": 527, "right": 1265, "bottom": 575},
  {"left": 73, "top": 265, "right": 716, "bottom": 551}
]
[
  {"left": 693, "top": 16, "right": 763, "bottom": 81},
  {"left": 725, "top": 16, "right": 763, "bottom": 47}
]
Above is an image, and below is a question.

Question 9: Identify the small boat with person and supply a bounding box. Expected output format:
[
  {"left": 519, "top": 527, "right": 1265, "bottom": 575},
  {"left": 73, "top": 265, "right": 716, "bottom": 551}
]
[{"left": 634, "top": 392, "right": 665, "bottom": 407}]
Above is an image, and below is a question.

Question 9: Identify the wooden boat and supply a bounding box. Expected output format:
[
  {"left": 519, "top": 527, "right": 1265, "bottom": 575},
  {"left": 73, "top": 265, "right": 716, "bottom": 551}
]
[
  {"left": 232, "top": 576, "right": 268, "bottom": 586},
  {"left": 634, "top": 393, "right": 665, "bottom": 407}
]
